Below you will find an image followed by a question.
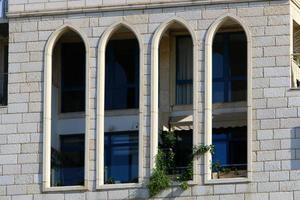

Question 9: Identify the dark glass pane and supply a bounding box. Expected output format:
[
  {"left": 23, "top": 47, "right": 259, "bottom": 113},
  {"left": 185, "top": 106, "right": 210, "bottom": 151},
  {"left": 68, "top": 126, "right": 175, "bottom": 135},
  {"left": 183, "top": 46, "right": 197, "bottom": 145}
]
[
  {"left": 0, "top": 73, "right": 7, "bottom": 106},
  {"left": 176, "top": 36, "right": 193, "bottom": 105},
  {"left": 213, "top": 81, "right": 226, "bottom": 103},
  {"left": 213, "top": 35, "right": 224, "bottom": 79},
  {"left": 229, "top": 34, "right": 247, "bottom": 78},
  {"left": 61, "top": 43, "right": 85, "bottom": 113},
  {"left": 231, "top": 80, "right": 247, "bottom": 101},
  {"left": 212, "top": 127, "right": 247, "bottom": 170},
  {"left": 173, "top": 130, "right": 193, "bottom": 174},
  {"left": 51, "top": 134, "right": 85, "bottom": 186},
  {"left": 159, "top": 130, "right": 193, "bottom": 175},
  {"left": 105, "top": 39, "right": 139, "bottom": 110},
  {"left": 4, "top": 45, "right": 8, "bottom": 73},
  {"left": 212, "top": 32, "right": 247, "bottom": 103},
  {"left": 104, "top": 131, "right": 139, "bottom": 184},
  {"left": 0, "top": 45, "right": 8, "bottom": 106}
]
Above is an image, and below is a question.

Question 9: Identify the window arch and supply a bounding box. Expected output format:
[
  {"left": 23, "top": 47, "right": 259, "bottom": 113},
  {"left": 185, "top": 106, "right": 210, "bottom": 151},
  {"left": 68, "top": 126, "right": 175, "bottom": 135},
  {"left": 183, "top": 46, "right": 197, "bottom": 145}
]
[
  {"left": 96, "top": 21, "right": 144, "bottom": 187},
  {"left": 43, "top": 24, "right": 90, "bottom": 190},
  {"left": 204, "top": 14, "right": 252, "bottom": 183},
  {"left": 150, "top": 17, "right": 199, "bottom": 181}
]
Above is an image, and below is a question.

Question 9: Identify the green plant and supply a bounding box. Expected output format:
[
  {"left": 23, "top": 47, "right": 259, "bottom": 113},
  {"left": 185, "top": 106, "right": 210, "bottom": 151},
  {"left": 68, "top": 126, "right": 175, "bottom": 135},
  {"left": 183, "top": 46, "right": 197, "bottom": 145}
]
[
  {"left": 148, "top": 150, "right": 171, "bottom": 197},
  {"left": 147, "top": 131, "right": 214, "bottom": 197},
  {"left": 193, "top": 144, "right": 215, "bottom": 157},
  {"left": 177, "top": 162, "right": 193, "bottom": 190},
  {"left": 212, "top": 161, "right": 222, "bottom": 179},
  {"left": 105, "top": 177, "right": 115, "bottom": 184}
]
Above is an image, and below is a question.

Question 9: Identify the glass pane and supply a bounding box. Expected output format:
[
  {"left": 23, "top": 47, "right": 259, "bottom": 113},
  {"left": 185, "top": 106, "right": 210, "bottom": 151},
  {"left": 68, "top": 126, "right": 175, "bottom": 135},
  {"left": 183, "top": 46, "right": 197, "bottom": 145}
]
[
  {"left": 0, "top": 44, "right": 7, "bottom": 106},
  {"left": 176, "top": 36, "right": 193, "bottom": 105},
  {"left": 159, "top": 130, "right": 193, "bottom": 176},
  {"left": 212, "top": 127, "right": 247, "bottom": 172},
  {"left": 61, "top": 43, "right": 86, "bottom": 113},
  {"left": 0, "top": 72, "right": 7, "bottom": 106},
  {"left": 231, "top": 80, "right": 247, "bottom": 102},
  {"left": 51, "top": 134, "right": 85, "bottom": 186},
  {"left": 174, "top": 130, "right": 193, "bottom": 174},
  {"left": 105, "top": 39, "right": 139, "bottom": 110},
  {"left": 212, "top": 32, "right": 247, "bottom": 103},
  {"left": 213, "top": 82, "right": 226, "bottom": 103},
  {"left": 213, "top": 34, "right": 224, "bottom": 79},
  {"left": 104, "top": 131, "right": 139, "bottom": 184},
  {"left": 229, "top": 34, "right": 247, "bottom": 78}
]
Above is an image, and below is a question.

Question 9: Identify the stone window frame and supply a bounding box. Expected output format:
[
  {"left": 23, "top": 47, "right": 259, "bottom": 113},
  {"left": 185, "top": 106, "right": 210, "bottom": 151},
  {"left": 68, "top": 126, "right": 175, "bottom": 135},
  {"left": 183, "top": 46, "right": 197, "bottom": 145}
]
[
  {"left": 96, "top": 21, "right": 145, "bottom": 189},
  {"left": 204, "top": 13, "right": 253, "bottom": 184},
  {"left": 43, "top": 24, "right": 90, "bottom": 192},
  {"left": 150, "top": 16, "right": 201, "bottom": 184},
  {"left": 291, "top": 3, "right": 300, "bottom": 89}
]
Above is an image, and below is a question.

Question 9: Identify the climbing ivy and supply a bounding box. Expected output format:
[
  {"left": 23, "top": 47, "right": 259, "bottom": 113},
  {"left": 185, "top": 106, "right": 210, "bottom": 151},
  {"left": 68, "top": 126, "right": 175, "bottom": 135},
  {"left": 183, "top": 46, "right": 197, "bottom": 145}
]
[{"left": 147, "top": 131, "right": 214, "bottom": 197}]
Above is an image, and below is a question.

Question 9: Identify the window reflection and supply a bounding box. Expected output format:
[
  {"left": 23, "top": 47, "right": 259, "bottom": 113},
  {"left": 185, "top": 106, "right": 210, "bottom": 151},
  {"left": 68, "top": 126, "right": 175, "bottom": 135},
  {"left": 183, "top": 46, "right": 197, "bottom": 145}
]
[
  {"left": 104, "top": 131, "right": 139, "bottom": 184},
  {"left": 51, "top": 134, "right": 85, "bottom": 186},
  {"left": 105, "top": 39, "right": 139, "bottom": 110},
  {"left": 61, "top": 43, "right": 85, "bottom": 113},
  {"left": 51, "top": 31, "right": 86, "bottom": 187},
  {"left": 213, "top": 32, "right": 247, "bottom": 103},
  {"left": 212, "top": 28, "right": 248, "bottom": 179},
  {"left": 212, "top": 127, "right": 247, "bottom": 173}
]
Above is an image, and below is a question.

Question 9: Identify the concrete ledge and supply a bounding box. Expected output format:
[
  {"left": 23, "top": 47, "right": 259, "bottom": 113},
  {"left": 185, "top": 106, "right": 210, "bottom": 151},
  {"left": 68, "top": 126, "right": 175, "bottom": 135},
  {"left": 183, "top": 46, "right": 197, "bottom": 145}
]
[{"left": 7, "top": 0, "right": 276, "bottom": 19}]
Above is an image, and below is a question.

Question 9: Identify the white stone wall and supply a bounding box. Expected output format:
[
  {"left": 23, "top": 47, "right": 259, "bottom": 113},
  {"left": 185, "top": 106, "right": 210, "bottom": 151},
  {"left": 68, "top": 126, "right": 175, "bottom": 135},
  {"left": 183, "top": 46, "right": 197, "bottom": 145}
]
[
  {"left": 1, "top": 0, "right": 300, "bottom": 199},
  {"left": 7, "top": 0, "right": 279, "bottom": 15}
]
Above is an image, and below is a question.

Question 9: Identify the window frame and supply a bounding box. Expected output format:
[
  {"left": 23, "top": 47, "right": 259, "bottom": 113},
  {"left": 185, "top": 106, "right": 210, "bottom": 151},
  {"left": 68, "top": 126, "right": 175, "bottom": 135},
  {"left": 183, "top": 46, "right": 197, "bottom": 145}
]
[
  {"left": 291, "top": 16, "right": 300, "bottom": 89},
  {"left": 150, "top": 17, "right": 200, "bottom": 185},
  {"left": 204, "top": 14, "right": 253, "bottom": 185},
  {"left": 43, "top": 25, "right": 90, "bottom": 192},
  {"left": 96, "top": 22, "right": 145, "bottom": 189}
]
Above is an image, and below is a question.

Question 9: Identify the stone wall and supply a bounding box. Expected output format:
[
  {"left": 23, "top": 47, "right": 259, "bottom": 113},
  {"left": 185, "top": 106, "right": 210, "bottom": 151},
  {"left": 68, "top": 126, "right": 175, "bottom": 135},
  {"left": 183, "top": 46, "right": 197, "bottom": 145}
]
[
  {"left": 7, "top": 0, "right": 278, "bottom": 15},
  {"left": 1, "top": 0, "right": 300, "bottom": 199}
]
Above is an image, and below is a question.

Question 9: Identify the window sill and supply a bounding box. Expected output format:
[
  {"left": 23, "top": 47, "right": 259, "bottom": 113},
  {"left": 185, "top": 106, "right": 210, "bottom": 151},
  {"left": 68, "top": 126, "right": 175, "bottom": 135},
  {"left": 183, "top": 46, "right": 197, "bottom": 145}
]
[
  {"left": 43, "top": 185, "right": 88, "bottom": 192},
  {"left": 289, "top": 87, "right": 300, "bottom": 91},
  {"left": 204, "top": 177, "right": 250, "bottom": 185},
  {"left": 171, "top": 180, "right": 197, "bottom": 187},
  {"left": 97, "top": 183, "right": 142, "bottom": 190},
  {"left": 0, "top": 105, "right": 7, "bottom": 113}
]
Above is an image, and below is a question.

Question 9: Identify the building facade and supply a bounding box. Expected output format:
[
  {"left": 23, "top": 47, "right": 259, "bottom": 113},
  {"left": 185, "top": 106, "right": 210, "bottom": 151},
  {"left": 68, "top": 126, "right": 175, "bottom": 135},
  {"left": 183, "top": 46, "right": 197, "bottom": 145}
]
[{"left": 1, "top": 0, "right": 300, "bottom": 199}]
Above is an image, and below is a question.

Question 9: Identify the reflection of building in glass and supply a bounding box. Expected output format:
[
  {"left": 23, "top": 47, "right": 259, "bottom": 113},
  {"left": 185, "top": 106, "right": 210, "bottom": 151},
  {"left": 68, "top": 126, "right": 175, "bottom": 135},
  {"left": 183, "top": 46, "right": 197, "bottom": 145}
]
[{"left": 211, "top": 23, "right": 248, "bottom": 179}]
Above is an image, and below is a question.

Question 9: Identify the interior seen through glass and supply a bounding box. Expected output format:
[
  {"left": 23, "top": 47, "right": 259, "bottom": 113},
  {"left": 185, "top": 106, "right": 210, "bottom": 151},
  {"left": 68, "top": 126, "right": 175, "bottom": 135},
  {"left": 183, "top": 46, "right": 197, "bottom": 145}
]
[
  {"left": 212, "top": 27, "right": 247, "bottom": 179},
  {"left": 104, "top": 30, "right": 140, "bottom": 184},
  {"left": 104, "top": 131, "right": 139, "bottom": 184},
  {"left": 0, "top": 23, "right": 8, "bottom": 106},
  {"left": 51, "top": 31, "right": 86, "bottom": 186}
]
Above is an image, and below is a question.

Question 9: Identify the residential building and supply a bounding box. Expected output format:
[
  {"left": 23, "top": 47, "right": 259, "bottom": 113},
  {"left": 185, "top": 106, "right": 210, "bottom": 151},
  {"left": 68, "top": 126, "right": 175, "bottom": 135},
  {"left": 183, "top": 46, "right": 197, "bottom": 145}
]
[{"left": 0, "top": 0, "right": 300, "bottom": 199}]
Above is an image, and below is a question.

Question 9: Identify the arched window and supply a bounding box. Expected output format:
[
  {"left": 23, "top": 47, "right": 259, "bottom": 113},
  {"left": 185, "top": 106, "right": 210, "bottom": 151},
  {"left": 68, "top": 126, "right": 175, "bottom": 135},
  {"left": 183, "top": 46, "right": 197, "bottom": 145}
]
[
  {"left": 292, "top": 20, "right": 300, "bottom": 88},
  {"left": 43, "top": 26, "right": 89, "bottom": 190},
  {"left": 205, "top": 15, "right": 252, "bottom": 183},
  {"left": 150, "top": 18, "right": 199, "bottom": 181},
  {"left": 97, "top": 22, "right": 144, "bottom": 187}
]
